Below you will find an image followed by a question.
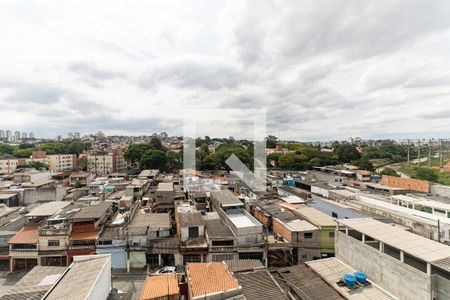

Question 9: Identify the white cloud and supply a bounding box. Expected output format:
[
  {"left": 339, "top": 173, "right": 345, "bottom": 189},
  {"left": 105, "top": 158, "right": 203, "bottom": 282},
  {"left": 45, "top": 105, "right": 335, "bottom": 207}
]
[{"left": 1, "top": 0, "right": 450, "bottom": 140}]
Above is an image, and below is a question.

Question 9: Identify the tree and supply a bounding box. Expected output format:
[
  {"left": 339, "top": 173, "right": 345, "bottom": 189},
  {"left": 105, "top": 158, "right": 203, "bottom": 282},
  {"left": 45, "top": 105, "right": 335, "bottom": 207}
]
[
  {"left": 334, "top": 144, "right": 361, "bottom": 163},
  {"left": 353, "top": 159, "right": 375, "bottom": 172},
  {"left": 266, "top": 135, "right": 278, "bottom": 148},
  {"left": 413, "top": 167, "right": 438, "bottom": 182},
  {"left": 124, "top": 144, "right": 152, "bottom": 166},
  {"left": 17, "top": 161, "right": 49, "bottom": 170},
  {"left": 380, "top": 167, "right": 398, "bottom": 177},
  {"left": 165, "top": 151, "right": 182, "bottom": 171},
  {"left": 77, "top": 156, "right": 88, "bottom": 171},
  {"left": 140, "top": 150, "right": 167, "bottom": 170},
  {"left": 149, "top": 137, "right": 164, "bottom": 151},
  {"left": 67, "top": 141, "right": 84, "bottom": 155}
]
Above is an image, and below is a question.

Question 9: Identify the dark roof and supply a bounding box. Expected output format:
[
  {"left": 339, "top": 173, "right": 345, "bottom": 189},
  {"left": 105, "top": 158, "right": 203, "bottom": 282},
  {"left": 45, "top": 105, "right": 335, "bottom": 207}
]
[
  {"left": 223, "top": 259, "right": 265, "bottom": 273},
  {"left": 210, "top": 190, "right": 243, "bottom": 207},
  {"left": 279, "top": 186, "right": 311, "bottom": 197},
  {"left": 273, "top": 265, "right": 343, "bottom": 300},
  {"left": 205, "top": 219, "right": 235, "bottom": 238},
  {"left": 236, "top": 271, "right": 287, "bottom": 300},
  {"left": 71, "top": 202, "right": 111, "bottom": 220},
  {"left": 254, "top": 201, "right": 297, "bottom": 222},
  {"left": 147, "top": 237, "right": 180, "bottom": 254},
  {"left": 178, "top": 211, "right": 204, "bottom": 227},
  {"left": 98, "top": 226, "right": 124, "bottom": 241}
]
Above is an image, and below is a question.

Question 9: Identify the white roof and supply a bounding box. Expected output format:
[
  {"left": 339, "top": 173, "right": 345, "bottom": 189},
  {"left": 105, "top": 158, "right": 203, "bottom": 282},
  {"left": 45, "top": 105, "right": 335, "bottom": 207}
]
[
  {"left": 285, "top": 219, "right": 318, "bottom": 232},
  {"left": 337, "top": 218, "right": 450, "bottom": 265},
  {"left": 157, "top": 182, "right": 174, "bottom": 192},
  {"left": 279, "top": 195, "right": 305, "bottom": 204},
  {"left": 227, "top": 211, "right": 261, "bottom": 228},
  {"left": 26, "top": 201, "right": 71, "bottom": 217}
]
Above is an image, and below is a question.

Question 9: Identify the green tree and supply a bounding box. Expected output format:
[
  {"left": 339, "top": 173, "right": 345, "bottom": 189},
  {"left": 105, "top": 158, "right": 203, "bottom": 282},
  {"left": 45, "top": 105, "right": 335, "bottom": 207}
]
[
  {"left": 165, "top": 151, "right": 182, "bottom": 171},
  {"left": 380, "top": 167, "right": 398, "bottom": 177},
  {"left": 124, "top": 144, "right": 152, "bottom": 166},
  {"left": 77, "top": 156, "right": 88, "bottom": 171},
  {"left": 140, "top": 150, "right": 167, "bottom": 170},
  {"left": 334, "top": 144, "right": 361, "bottom": 163},
  {"left": 67, "top": 141, "right": 84, "bottom": 155},
  {"left": 413, "top": 167, "right": 438, "bottom": 182},
  {"left": 266, "top": 135, "right": 278, "bottom": 148},
  {"left": 353, "top": 159, "right": 375, "bottom": 172},
  {"left": 149, "top": 137, "right": 164, "bottom": 151}
]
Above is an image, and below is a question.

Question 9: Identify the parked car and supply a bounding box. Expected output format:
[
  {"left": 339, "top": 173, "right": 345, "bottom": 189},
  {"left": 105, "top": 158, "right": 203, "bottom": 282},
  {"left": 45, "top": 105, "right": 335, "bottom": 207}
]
[{"left": 152, "top": 266, "right": 176, "bottom": 275}]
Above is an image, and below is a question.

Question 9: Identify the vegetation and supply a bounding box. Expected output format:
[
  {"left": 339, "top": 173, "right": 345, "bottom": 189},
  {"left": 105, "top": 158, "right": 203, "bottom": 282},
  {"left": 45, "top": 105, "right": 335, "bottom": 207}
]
[
  {"left": 399, "top": 165, "right": 450, "bottom": 184},
  {"left": 0, "top": 141, "right": 86, "bottom": 158},
  {"left": 17, "top": 161, "right": 49, "bottom": 170},
  {"left": 124, "top": 137, "right": 181, "bottom": 172},
  {"left": 379, "top": 167, "right": 399, "bottom": 177}
]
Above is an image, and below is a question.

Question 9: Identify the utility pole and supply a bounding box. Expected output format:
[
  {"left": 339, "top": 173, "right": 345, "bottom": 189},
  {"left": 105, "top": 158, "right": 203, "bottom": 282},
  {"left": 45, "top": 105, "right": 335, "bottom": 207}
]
[
  {"left": 418, "top": 139, "right": 421, "bottom": 166},
  {"left": 428, "top": 139, "right": 432, "bottom": 168},
  {"left": 407, "top": 139, "right": 410, "bottom": 166}
]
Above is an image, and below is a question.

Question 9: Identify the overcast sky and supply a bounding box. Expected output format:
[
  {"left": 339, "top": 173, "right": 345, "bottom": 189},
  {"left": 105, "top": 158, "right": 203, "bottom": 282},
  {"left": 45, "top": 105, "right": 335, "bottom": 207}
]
[{"left": 1, "top": 0, "right": 450, "bottom": 141}]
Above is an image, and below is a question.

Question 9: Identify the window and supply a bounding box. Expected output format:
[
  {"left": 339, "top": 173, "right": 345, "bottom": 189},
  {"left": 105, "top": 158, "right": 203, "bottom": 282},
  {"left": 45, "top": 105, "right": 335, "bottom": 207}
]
[
  {"left": 303, "top": 232, "right": 313, "bottom": 239},
  {"left": 188, "top": 227, "right": 199, "bottom": 238},
  {"left": 48, "top": 240, "right": 60, "bottom": 247},
  {"left": 328, "top": 232, "right": 335, "bottom": 238}
]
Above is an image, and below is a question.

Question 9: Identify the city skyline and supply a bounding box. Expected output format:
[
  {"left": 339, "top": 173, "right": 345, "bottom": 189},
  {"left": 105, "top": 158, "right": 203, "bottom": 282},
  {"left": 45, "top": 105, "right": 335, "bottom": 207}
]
[{"left": 1, "top": 1, "right": 450, "bottom": 141}]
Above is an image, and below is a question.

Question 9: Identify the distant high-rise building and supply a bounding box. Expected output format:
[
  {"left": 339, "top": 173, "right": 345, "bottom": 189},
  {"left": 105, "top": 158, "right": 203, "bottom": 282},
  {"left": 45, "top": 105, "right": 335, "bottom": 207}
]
[
  {"left": 21, "top": 132, "right": 27, "bottom": 139},
  {"left": 96, "top": 131, "right": 105, "bottom": 138},
  {"left": 29, "top": 132, "right": 35, "bottom": 139},
  {"left": 14, "top": 131, "right": 20, "bottom": 141},
  {"left": 6, "top": 130, "right": 12, "bottom": 141},
  {"left": 74, "top": 132, "right": 80, "bottom": 139},
  {"left": 0, "top": 130, "right": 4, "bottom": 138}
]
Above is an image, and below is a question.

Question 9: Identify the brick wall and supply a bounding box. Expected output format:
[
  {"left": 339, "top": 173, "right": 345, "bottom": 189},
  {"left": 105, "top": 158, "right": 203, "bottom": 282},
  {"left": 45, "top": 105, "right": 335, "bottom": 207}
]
[{"left": 380, "top": 175, "right": 430, "bottom": 193}]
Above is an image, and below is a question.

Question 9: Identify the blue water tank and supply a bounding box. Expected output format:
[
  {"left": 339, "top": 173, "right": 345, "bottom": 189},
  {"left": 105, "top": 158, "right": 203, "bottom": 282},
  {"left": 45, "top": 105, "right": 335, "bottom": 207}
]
[
  {"left": 343, "top": 274, "right": 356, "bottom": 287},
  {"left": 354, "top": 272, "right": 367, "bottom": 284}
]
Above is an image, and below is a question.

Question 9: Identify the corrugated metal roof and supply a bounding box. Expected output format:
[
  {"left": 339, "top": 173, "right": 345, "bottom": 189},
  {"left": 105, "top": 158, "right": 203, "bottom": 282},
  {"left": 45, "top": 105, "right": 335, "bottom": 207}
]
[
  {"left": 337, "top": 218, "right": 450, "bottom": 267},
  {"left": 236, "top": 271, "right": 287, "bottom": 300},
  {"left": 223, "top": 259, "right": 264, "bottom": 273}
]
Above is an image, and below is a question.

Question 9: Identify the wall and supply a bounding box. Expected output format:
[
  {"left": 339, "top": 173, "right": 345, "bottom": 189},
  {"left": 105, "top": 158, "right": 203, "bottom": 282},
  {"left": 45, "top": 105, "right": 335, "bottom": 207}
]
[
  {"left": 83, "top": 255, "right": 111, "bottom": 300},
  {"left": 431, "top": 184, "right": 450, "bottom": 197},
  {"left": 336, "top": 231, "right": 431, "bottom": 300},
  {"left": 431, "top": 273, "right": 450, "bottom": 300},
  {"left": 380, "top": 175, "right": 430, "bottom": 193},
  {"left": 22, "top": 187, "right": 66, "bottom": 205},
  {"left": 311, "top": 186, "right": 330, "bottom": 198},
  {"left": 96, "top": 247, "right": 126, "bottom": 269}
]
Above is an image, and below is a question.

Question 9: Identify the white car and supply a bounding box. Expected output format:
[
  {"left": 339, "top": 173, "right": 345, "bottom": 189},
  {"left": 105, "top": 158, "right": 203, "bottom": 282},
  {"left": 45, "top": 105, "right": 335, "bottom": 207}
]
[{"left": 152, "top": 266, "right": 176, "bottom": 275}]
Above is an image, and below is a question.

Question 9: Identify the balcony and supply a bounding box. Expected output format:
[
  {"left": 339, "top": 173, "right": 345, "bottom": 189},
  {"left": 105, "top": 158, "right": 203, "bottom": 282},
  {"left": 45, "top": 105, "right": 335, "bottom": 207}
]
[
  {"left": 68, "top": 245, "right": 96, "bottom": 251},
  {"left": 209, "top": 245, "right": 237, "bottom": 252},
  {"left": 39, "top": 228, "right": 69, "bottom": 236}
]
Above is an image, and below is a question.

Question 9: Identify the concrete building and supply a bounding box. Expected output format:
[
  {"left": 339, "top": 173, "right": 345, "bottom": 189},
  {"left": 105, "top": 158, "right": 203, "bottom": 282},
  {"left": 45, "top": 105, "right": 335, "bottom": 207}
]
[
  {"left": 334, "top": 218, "right": 450, "bottom": 300},
  {"left": 293, "top": 206, "right": 336, "bottom": 258},
  {"left": 204, "top": 212, "right": 238, "bottom": 262},
  {"left": 47, "top": 154, "right": 77, "bottom": 171},
  {"left": 87, "top": 150, "right": 127, "bottom": 175},
  {"left": 96, "top": 226, "right": 127, "bottom": 270},
  {"left": 8, "top": 225, "right": 39, "bottom": 271},
  {"left": 273, "top": 218, "right": 321, "bottom": 262}
]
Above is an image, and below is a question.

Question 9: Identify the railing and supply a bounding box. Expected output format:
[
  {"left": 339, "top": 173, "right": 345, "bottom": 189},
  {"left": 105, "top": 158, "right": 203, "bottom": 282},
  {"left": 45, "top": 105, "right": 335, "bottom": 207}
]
[
  {"left": 209, "top": 245, "right": 237, "bottom": 252},
  {"left": 68, "top": 245, "right": 96, "bottom": 250},
  {"left": 39, "top": 228, "right": 69, "bottom": 236}
]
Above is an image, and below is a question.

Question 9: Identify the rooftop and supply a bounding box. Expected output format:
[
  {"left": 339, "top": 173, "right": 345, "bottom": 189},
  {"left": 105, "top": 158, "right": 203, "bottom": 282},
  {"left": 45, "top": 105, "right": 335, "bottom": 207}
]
[
  {"left": 294, "top": 206, "right": 336, "bottom": 227},
  {"left": 283, "top": 218, "right": 318, "bottom": 232},
  {"left": 223, "top": 259, "right": 264, "bottom": 273},
  {"left": 337, "top": 218, "right": 450, "bottom": 269},
  {"left": 157, "top": 182, "right": 174, "bottom": 192},
  {"left": 306, "top": 258, "right": 395, "bottom": 300},
  {"left": 235, "top": 271, "right": 286, "bottom": 300},
  {"left": 205, "top": 219, "right": 235, "bottom": 238},
  {"left": 8, "top": 225, "right": 39, "bottom": 244},
  {"left": 187, "top": 262, "right": 241, "bottom": 299},
  {"left": 274, "top": 264, "right": 343, "bottom": 300},
  {"left": 131, "top": 211, "right": 171, "bottom": 229},
  {"left": 0, "top": 266, "right": 65, "bottom": 300},
  {"left": 26, "top": 201, "right": 71, "bottom": 217},
  {"left": 45, "top": 255, "right": 110, "bottom": 300},
  {"left": 69, "top": 230, "right": 100, "bottom": 240},
  {"left": 140, "top": 274, "right": 179, "bottom": 300},
  {"left": 211, "top": 190, "right": 244, "bottom": 207},
  {"left": 227, "top": 210, "right": 261, "bottom": 229},
  {"left": 71, "top": 202, "right": 111, "bottom": 220}
]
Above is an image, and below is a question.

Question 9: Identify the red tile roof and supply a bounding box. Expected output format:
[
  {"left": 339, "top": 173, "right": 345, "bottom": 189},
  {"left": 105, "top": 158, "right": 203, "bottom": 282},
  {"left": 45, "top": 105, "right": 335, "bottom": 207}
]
[
  {"left": 140, "top": 274, "right": 179, "bottom": 300},
  {"left": 8, "top": 225, "right": 39, "bottom": 244},
  {"left": 187, "top": 262, "right": 241, "bottom": 298}
]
